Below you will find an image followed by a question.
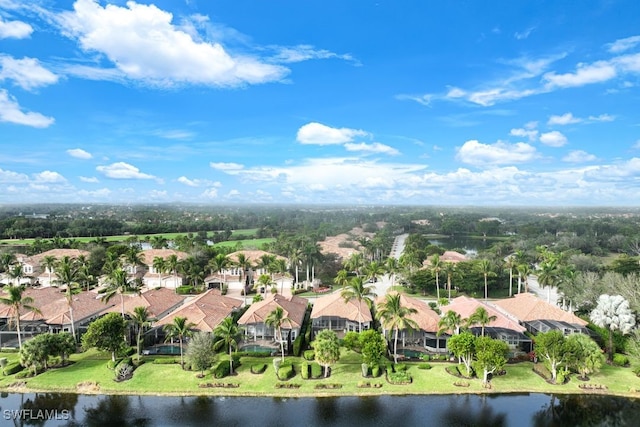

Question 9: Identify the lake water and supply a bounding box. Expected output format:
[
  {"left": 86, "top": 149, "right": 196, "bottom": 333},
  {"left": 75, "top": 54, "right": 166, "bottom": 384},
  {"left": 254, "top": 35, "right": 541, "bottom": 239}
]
[{"left": 1, "top": 392, "right": 639, "bottom": 426}]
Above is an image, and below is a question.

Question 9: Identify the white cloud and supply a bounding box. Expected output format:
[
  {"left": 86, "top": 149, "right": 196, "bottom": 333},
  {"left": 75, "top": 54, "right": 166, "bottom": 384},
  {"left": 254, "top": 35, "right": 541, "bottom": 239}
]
[
  {"left": 446, "top": 87, "right": 466, "bottom": 98},
  {"left": 588, "top": 114, "right": 615, "bottom": 122},
  {"left": 34, "top": 170, "right": 66, "bottom": 183},
  {"left": 0, "top": 89, "right": 54, "bottom": 128},
  {"left": 79, "top": 176, "right": 99, "bottom": 183},
  {"left": 0, "top": 56, "right": 59, "bottom": 90},
  {"left": 78, "top": 188, "right": 111, "bottom": 198},
  {"left": 563, "top": 150, "right": 597, "bottom": 163},
  {"left": 54, "top": 0, "right": 288, "bottom": 88},
  {"left": 67, "top": 148, "right": 92, "bottom": 159},
  {"left": 296, "top": 122, "right": 369, "bottom": 145},
  {"left": 633, "top": 140, "right": 640, "bottom": 150},
  {"left": 201, "top": 188, "right": 218, "bottom": 198},
  {"left": 177, "top": 176, "right": 198, "bottom": 187},
  {"left": 177, "top": 176, "right": 221, "bottom": 187},
  {"left": 544, "top": 61, "right": 617, "bottom": 88},
  {"left": 539, "top": 131, "right": 568, "bottom": 147},
  {"left": 509, "top": 128, "right": 538, "bottom": 141},
  {"left": 210, "top": 162, "right": 244, "bottom": 172},
  {"left": 514, "top": 27, "right": 536, "bottom": 40},
  {"left": 607, "top": 35, "right": 640, "bottom": 53},
  {"left": 456, "top": 140, "right": 538, "bottom": 166},
  {"left": 0, "top": 168, "right": 29, "bottom": 183},
  {"left": 269, "top": 44, "right": 357, "bottom": 64},
  {"left": 548, "top": 113, "right": 582, "bottom": 126},
  {"left": 395, "top": 93, "right": 432, "bottom": 106},
  {"left": 0, "top": 17, "right": 33, "bottom": 39},
  {"left": 96, "top": 162, "right": 156, "bottom": 179},
  {"left": 344, "top": 142, "right": 400, "bottom": 156}
]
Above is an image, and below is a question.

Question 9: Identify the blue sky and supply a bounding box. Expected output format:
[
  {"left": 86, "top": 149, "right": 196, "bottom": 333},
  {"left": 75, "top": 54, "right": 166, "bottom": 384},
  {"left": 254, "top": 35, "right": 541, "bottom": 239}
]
[{"left": 1, "top": 0, "right": 640, "bottom": 206}]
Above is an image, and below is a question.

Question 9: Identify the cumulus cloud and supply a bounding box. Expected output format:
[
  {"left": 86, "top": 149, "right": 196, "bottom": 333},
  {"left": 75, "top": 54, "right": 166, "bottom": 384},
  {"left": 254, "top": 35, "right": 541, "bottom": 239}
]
[
  {"left": 79, "top": 176, "right": 99, "bottom": 183},
  {"left": 0, "top": 17, "right": 33, "bottom": 39},
  {"left": 0, "top": 56, "right": 59, "bottom": 90},
  {"left": 456, "top": 140, "right": 538, "bottom": 166},
  {"left": 0, "top": 89, "right": 54, "bottom": 128},
  {"left": 607, "top": 35, "right": 640, "bottom": 53},
  {"left": 296, "top": 122, "right": 369, "bottom": 145},
  {"left": 67, "top": 148, "right": 92, "bottom": 159},
  {"left": 343, "top": 142, "right": 400, "bottom": 155},
  {"left": 0, "top": 168, "right": 29, "bottom": 183},
  {"left": 269, "top": 44, "right": 357, "bottom": 64},
  {"left": 563, "top": 150, "right": 597, "bottom": 163},
  {"left": 54, "top": 0, "right": 288, "bottom": 88},
  {"left": 177, "top": 176, "right": 221, "bottom": 187},
  {"left": 544, "top": 61, "right": 617, "bottom": 88},
  {"left": 96, "top": 162, "right": 156, "bottom": 179},
  {"left": 548, "top": 113, "right": 582, "bottom": 126},
  {"left": 210, "top": 162, "right": 244, "bottom": 172},
  {"left": 510, "top": 127, "right": 538, "bottom": 141},
  {"left": 539, "top": 131, "right": 568, "bottom": 147},
  {"left": 34, "top": 170, "right": 66, "bottom": 183}
]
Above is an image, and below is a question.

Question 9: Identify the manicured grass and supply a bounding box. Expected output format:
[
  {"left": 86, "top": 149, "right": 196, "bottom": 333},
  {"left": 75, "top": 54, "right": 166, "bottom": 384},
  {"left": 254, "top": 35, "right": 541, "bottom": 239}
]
[
  {"left": 213, "top": 238, "right": 275, "bottom": 249},
  {"left": 3, "top": 348, "right": 640, "bottom": 398}
]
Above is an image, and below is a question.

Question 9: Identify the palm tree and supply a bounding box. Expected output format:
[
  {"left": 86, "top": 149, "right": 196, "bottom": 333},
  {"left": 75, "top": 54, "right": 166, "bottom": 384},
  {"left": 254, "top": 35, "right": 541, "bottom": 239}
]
[
  {"left": 265, "top": 306, "right": 291, "bottom": 362},
  {"left": 0, "top": 252, "right": 17, "bottom": 273},
  {"left": 537, "top": 256, "right": 561, "bottom": 304},
  {"left": 122, "top": 245, "right": 144, "bottom": 276},
  {"left": 344, "top": 252, "right": 365, "bottom": 277},
  {"left": 385, "top": 257, "right": 400, "bottom": 287},
  {"left": 152, "top": 256, "right": 168, "bottom": 288},
  {"left": 208, "top": 253, "right": 230, "bottom": 289},
  {"left": 234, "top": 252, "right": 252, "bottom": 286},
  {"left": 102, "top": 267, "right": 135, "bottom": 317},
  {"left": 163, "top": 316, "right": 195, "bottom": 368},
  {"left": 517, "top": 264, "right": 532, "bottom": 293},
  {"left": 255, "top": 273, "right": 273, "bottom": 294},
  {"left": 149, "top": 235, "right": 168, "bottom": 249},
  {"left": 272, "top": 258, "right": 289, "bottom": 294},
  {"left": 363, "top": 261, "right": 385, "bottom": 284},
  {"left": 443, "top": 262, "right": 457, "bottom": 301},
  {"left": 438, "top": 310, "right": 463, "bottom": 336},
  {"left": 377, "top": 293, "right": 418, "bottom": 364},
  {"left": 477, "top": 259, "right": 496, "bottom": 300},
  {"left": 505, "top": 255, "right": 517, "bottom": 297},
  {"left": 8, "top": 264, "right": 25, "bottom": 287},
  {"left": 467, "top": 306, "right": 497, "bottom": 337},
  {"left": 430, "top": 254, "right": 443, "bottom": 301},
  {"left": 334, "top": 269, "right": 350, "bottom": 289},
  {"left": 213, "top": 317, "right": 242, "bottom": 374},
  {"left": 166, "top": 254, "right": 180, "bottom": 290},
  {"left": 340, "top": 276, "right": 377, "bottom": 332},
  {"left": 0, "top": 286, "right": 41, "bottom": 349},
  {"left": 130, "top": 306, "right": 154, "bottom": 360},
  {"left": 54, "top": 256, "right": 81, "bottom": 341},
  {"left": 41, "top": 255, "right": 58, "bottom": 286}
]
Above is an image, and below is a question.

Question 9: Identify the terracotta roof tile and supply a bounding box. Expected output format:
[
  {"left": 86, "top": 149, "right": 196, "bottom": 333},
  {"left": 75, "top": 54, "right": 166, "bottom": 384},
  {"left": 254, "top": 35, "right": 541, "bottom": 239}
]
[
  {"left": 155, "top": 289, "right": 241, "bottom": 332},
  {"left": 311, "top": 291, "right": 372, "bottom": 323},
  {"left": 443, "top": 295, "right": 526, "bottom": 332},
  {"left": 238, "top": 293, "right": 307, "bottom": 329},
  {"left": 492, "top": 293, "right": 587, "bottom": 326}
]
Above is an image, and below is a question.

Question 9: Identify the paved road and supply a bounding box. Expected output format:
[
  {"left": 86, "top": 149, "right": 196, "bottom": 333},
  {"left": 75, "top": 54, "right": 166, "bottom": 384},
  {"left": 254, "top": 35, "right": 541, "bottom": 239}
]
[{"left": 526, "top": 275, "right": 561, "bottom": 306}]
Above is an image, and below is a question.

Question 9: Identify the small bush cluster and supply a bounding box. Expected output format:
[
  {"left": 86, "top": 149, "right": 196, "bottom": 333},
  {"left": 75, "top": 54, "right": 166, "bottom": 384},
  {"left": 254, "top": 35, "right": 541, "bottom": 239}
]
[
  {"left": 579, "top": 383, "right": 607, "bottom": 390},
  {"left": 115, "top": 363, "right": 133, "bottom": 382},
  {"left": 199, "top": 382, "right": 239, "bottom": 388},
  {"left": 153, "top": 358, "right": 178, "bottom": 364},
  {"left": 310, "top": 363, "right": 323, "bottom": 379},
  {"left": 303, "top": 350, "right": 315, "bottom": 361},
  {"left": 236, "top": 351, "right": 272, "bottom": 358},
  {"left": 453, "top": 380, "right": 470, "bottom": 387},
  {"left": 251, "top": 363, "right": 267, "bottom": 374},
  {"left": 314, "top": 383, "right": 342, "bottom": 389},
  {"left": 3, "top": 362, "right": 24, "bottom": 376},
  {"left": 14, "top": 370, "right": 35, "bottom": 379},
  {"left": 275, "top": 383, "right": 300, "bottom": 389},
  {"left": 371, "top": 366, "right": 381, "bottom": 378},
  {"left": 387, "top": 370, "right": 412, "bottom": 384},
  {"left": 612, "top": 353, "right": 630, "bottom": 367},
  {"left": 357, "top": 381, "right": 383, "bottom": 388},
  {"left": 632, "top": 366, "right": 640, "bottom": 377},
  {"left": 277, "top": 363, "right": 295, "bottom": 380},
  {"left": 417, "top": 363, "right": 432, "bottom": 370},
  {"left": 300, "top": 362, "right": 310, "bottom": 379},
  {"left": 213, "top": 361, "right": 231, "bottom": 379}
]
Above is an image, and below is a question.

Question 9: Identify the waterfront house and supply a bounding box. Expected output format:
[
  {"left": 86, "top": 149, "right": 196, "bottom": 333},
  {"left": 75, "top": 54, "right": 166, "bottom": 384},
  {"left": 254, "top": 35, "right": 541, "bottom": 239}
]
[
  {"left": 237, "top": 293, "right": 307, "bottom": 346},
  {"left": 310, "top": 291, "right": 372, "bottom": 336}
]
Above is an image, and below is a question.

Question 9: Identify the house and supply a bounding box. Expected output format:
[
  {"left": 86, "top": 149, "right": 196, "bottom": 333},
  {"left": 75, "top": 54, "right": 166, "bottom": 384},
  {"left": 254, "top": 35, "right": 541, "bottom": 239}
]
[
  {"left": 206, "top": 250, "right": 290, "bottom": 292},
  {"left": 376, "top": 292, "right": 447, "bottom": 354},
  {"left": 137, "top": 249, "right": 189, "bottom": 288},
  {"left": 16, "top": 249, "right": 90, "bottom": 286},
  {"left": 237, "top": 294, "right": 307, "bottom": 346},
  {"left": 443, "top": 296, "right": 532, "bottom": 354},
  {"left": 155, "top": 289, "right": 241, "bottom": 333},
  {"left": 311, "top": 291, "right": 373, "bottom": 336},
  {"left": 422, "top": 250, "right": 467, "bottom": 268},
  {"left": 491, "top": 292, "right": 590, "bottom": 336}
]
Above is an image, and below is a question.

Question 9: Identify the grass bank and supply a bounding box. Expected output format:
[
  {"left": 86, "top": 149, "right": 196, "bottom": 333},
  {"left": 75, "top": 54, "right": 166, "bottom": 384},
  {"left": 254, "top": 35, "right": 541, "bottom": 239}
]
[{"left": 2, "top": 349, "right": 639, "bottom": 398}]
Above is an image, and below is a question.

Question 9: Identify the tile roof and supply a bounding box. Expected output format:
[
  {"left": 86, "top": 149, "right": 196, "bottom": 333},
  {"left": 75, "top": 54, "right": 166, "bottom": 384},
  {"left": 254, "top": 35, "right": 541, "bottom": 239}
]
[
  {"left": 375, "top": 292, "right": 441, "bottom": 333},
  {"left": 238, "top": 293, "right": 307, "bottom": 329},
  {"left": 139, "top": 249, "right": 189, "bottom": 266},
  {"left": 104, "top": 288, "right": 186, "bottom": 318},
  {"left": 155, "top": 289, "right": 241, "bottom": 332},
  {"left": 227, "top": 250, "right": 287, "bottom": 264},
  {"left": 0, "top": 287, "right": 63, "bottom": 318},
  {"left": 492, "top": 292, "right": 588, "bottom": 326},
  {"left": 311, "top": 291, "right": 372, "bottom": 324},
  {"left": 443, "top": 295, "right": 526, "bottom": 333}
]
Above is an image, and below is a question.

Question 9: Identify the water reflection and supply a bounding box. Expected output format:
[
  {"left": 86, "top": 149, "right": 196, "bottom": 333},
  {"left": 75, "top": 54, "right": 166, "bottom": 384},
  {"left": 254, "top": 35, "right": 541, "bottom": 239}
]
[{"left": 532, "top": 394, "right": 640, "bottom": 427}]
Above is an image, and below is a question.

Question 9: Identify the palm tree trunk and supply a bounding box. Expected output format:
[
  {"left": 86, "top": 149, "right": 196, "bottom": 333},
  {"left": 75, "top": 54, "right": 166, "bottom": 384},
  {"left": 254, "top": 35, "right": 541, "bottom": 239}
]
[
  {"left": 393, "top": 327, "right": 399, "bottom": 364},
  {"left": 180, "top": 337, "right": 184, "bottom": 368},
  {"left": 229, "top": 345, "right": 234, "bottom": 374},
  {"left": 120, "top": 294, "right": 125, "bottom": 318},
  {"left": 435, "top": 273, "right": 440, "bottom": 301},
  {"left": 69, "top": 305, "right": 76, "bottom": 342},
  {"left": 484, "top": 274, "right": 488, "bottom": 300},
  {"left": 279, "top": 328, "right": 285, "bottom": 362},
  {"left": 509, "top": 268, "right": 513, "bottom": 297},
  {"left": 16, "top": 314, "right": 22, "bottom": 349},
  {"left": 137, "top": 328, "right": 143, "bottom": 359}
]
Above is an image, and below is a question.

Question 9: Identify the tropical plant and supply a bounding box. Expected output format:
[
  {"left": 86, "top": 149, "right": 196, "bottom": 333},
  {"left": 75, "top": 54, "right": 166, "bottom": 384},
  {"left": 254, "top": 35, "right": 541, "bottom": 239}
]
[
  {"left": 54, "top": 256, "right": 81, "bottom": 341},
  {"left": 265, "top": 306, "right": 291, "bottom": 362},
  {"left": 166, "top": 254, "right": 180, "bottom": 290},
  {"left": 589, "top": 294, "right": 636, "bottom": 361},
  {"left": 566, "top": 333, "right": 604, "bottom": 379},
  {"left": 535, "top": 330, "right": 569, "bottom": 383},
  {"left": 312, "top": 329, "right": 340, "bottom": 378},
  {"left": 41, "top": 255, "right": 58, "bottom": 286},
  {"left": 443, "top": 262, "right": 457, "bottom": 301},
  {"left": 447, "top": 331, "right": 476, "bottom": 377},
  {"left": 152, "top": 256, "right": 168, "bottom": 288},
  {"left": 163, "top": 316, "right": 196, "bottom": 368},
  {"left": 476, "top": 259, "right": 496, "bottom": 300},
  {"left": 467, "top": 306, "right": 497, "bottom": 337},
  {"left": 102, "top": 267, "right": 137, "bottom": 317},
  {"left": 430, "top": 254, "right": 442, "bottom": 301},
  {"left": 438, "top": 309, "right": 463, "bottom": 336},
  {"left": 82, "top": 312, "right": 128, "bottom": 362},
  {"left": 474, "top": 336, "right": 509, "bottom": 384},
  {"left": 504, "top": 255, "right": 517, "bottom": 297},
  {"left": 334, "top": 269, "right": 350, "bottom": 288},
  {"left": 272, "top": 258, "right": 289, "bottom": 295},
  {"left": 376, "top": 293, "right": 418, "bottom": 364},
  {"left": 0, "top": 286, "right": 41, "bottom": 349},
  {"left": 359, "top": 329, "right": 388, "bottom": 368},
  {"left": 517, "top": 263, "right": 532, "bottom": 293},
  {"left": 363, "top": 261, "right": 385, "bottom": 283},
  {"left": 129, "top": 306, "right": 154, "bottom": 359},
  {"left": 186, "top": 332, "right": 217, "bottom": 377},
  {"left": 341, "top": 276, "right": 377, "bottom": 332},
  {"left": 213, "top": 317, "right": 242, "bottom": 374}
]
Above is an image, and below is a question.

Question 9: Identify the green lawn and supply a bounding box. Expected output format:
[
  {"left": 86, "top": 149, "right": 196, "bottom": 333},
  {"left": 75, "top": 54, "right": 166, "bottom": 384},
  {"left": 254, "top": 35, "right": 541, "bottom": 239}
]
[
  {"left": 213, "top": 238, "right": 274, "bottom": 249},
  {"left": 2, "top": 349, "right": 639, "bottom": 398}
]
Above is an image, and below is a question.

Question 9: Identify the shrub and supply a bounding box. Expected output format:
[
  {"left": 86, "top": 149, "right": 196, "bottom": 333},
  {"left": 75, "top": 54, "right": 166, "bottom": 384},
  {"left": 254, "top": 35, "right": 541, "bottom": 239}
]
[
  {"left": 231, "top": 353, "right": 241, "bottom": 368},
  {"left": 251, "top": 363, "right": 267, "bottom": 374},
  {"left": 121, "top": 347, "right": 136, "bottom": 357},
  {"left": 361, "top": 363, "right": 369, "bottom": 377},
  {"left": 277, "top": 364, "right": 295, "bottom": 380},
  {"left": 387, "top": 371, "right": 412, "bottom": 384},
  {"left": 15, "top": 370, "right": 35, "bottom": 379},
  {"left": 613, "top": 353, "right": 630, "bottom": 367},
  {"left": 342, "top": 332, "right": 360, "bottom": 351},
  {"left": 213, "top": 361, "right": 231, "bottom": 379},
  {"left": 300, "top": 362, "right": 310, "bottom": 379},
  {"left": 115, "top": 364, "right": 133, "bottom": 382},
  {"left": 371, "top": 365, "right": 381, "bottom": 378},
  {"left": 418, "top": 363, "right": 432, "bottom": 370},
  {"left": 292, "top": 334, "right": 304, "bottom": 357},
  {"left": 153, "top": 358, "right": 177, "bottom": 364},
  {"left": 633, "top": 366, "right": 640, "bottom": 377},
  {"left": 386, "top": 363, "right": 394, "bottom": 374},
  {"left": 303, "top": 350, "right": 315, "bottom": 361},
  {"left": 421, "top": 354, "right": 431, "bottom": 362},
  {"left": 3, "top": 362, "right": 24, "bottom": 376},
  {"left": 106, "top": 360, "right": 119, "bottom": 370},
  {"left": 310, "top": 362, "right": 323, "bottom": 379},
  {"left": 314, "top": 383, "right": 342, "bottom": 389},
  {"left": 395, "top": 364, "right": 408, "bottom": 372},
  {"left": 237, "top": 351, "right": 272, "bottom": 358},
  {"left": 176, "top": 285, "right": 194, "bottom": 295}
]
